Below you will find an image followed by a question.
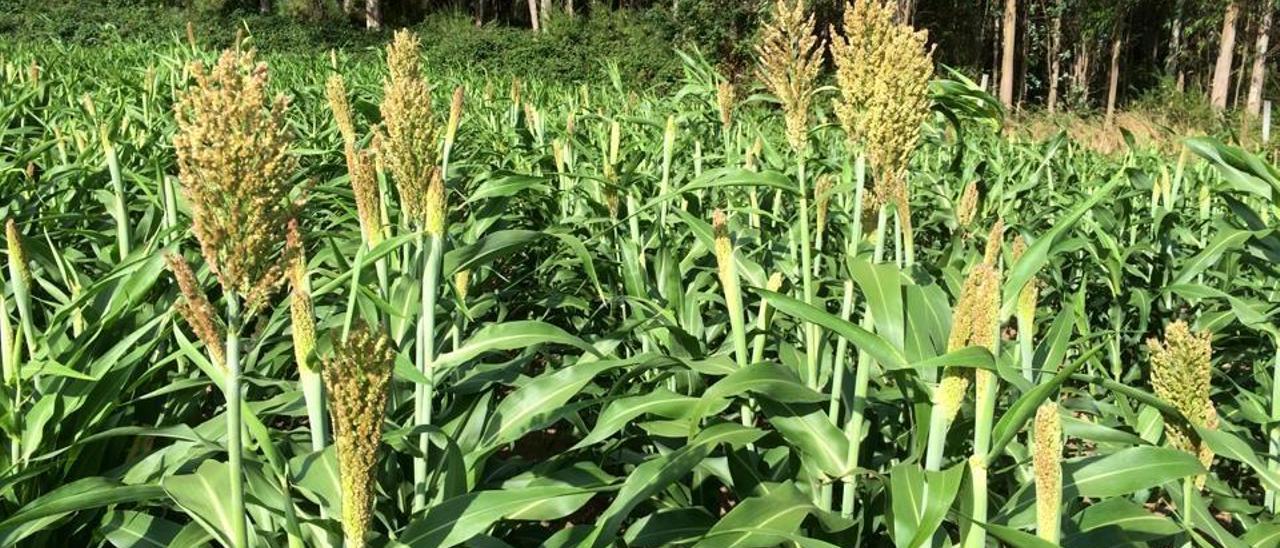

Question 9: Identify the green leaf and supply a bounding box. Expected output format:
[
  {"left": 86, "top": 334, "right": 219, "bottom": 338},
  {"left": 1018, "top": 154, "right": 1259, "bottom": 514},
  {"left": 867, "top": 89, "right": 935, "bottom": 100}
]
[
  {"left": 756, "top": 288, "right": 909, "bottom": 371},
  {"left": 161, "top": 460, "right": 239, "bottom": 547},
  {"left": 434, "top": 321, "right": 597, "bottom": 375},
  {"left": 889, "top": 462, "right": 965, "bottom": 548},
  {"left": 395, "top": 486, "right": 594, "bottom": 548},
  {"left": 100, "top": 510, "right": 183, "bottom": 548},
  {"left": 0, "top": 478, "right": 165, "bottom": 546},
  {"left": 1069, "top": 446, "right": 1204, "bottom": 497}
]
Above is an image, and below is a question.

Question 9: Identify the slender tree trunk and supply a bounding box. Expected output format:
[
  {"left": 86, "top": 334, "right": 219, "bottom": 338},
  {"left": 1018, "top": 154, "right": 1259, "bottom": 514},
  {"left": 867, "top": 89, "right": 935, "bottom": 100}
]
[
  {"left": 1248, "top": 6, "right": 1273, "bottom": 116},
  {"left": 1167, "top": 0, "right": 1183, "bottom": 76},
  {"left": 567, "top": 0, "right": 574, "bottom": 16},
  {"left": 898, "top": 0, "right": 916, "bottom": 23},
  {"left": 1212, "top": 1, "right": 1241, "bottom": 110},
  {"left": 541, "top": 0, "right": 551, "bottom": 28},
  {"left": 343, "top": 0, "right": 357, "bottom": 18},
  {"left": 259, "top": 0, "right": 270, "bottom": 14},
  {"left": 365, "top": 0, "right": 381, "bottom": 29},
  {"left": 1072, "top": 42, "right": 1091, "bottom": 107},
  {"left": 1106, "top": 30, "right": 1123, "bottom": 127},
  {"left": 999, "top": 0, "right": 1017, "bottom": 108},
  {"left": 1047, "top": 5, "right": 1062, "bottom": 113},
  {"left": 1017, "top": 5, "right": 1029, "bottom": 109},
  {"left": 528, "top": 0, "right": 540, "bottom": 32}
]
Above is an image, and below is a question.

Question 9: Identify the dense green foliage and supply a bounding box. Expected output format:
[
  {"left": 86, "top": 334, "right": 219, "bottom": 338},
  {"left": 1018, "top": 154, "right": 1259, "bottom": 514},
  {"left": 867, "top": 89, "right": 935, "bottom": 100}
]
[{"left": 3, "top": 17, "right": 1280, "bottom": 548}]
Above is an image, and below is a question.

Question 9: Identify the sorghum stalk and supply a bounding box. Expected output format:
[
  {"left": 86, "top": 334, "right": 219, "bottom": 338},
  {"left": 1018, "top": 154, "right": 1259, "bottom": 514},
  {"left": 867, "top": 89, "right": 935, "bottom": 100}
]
[
  {"left": 224, "top": 293, "right": 248, "bottom": 548},
  {"left": 822, "top": 279, "right": 856, "bottom": 510},
  {"left": 414, "top": 170, "right": 445, "bottom": 512},
  {"left": 287, "top": 222, "right": 325, "bottom": 452},
  {"left": 173, "top": 49, "right": 300, "bottom": 547},
  {"left": 713, "top": 210, "right": 752, "bottom": 428},
  {"left": 839, "top": 156, "right": 870, "bottom": 518},
  {"left": 1033, "top": 402, "right": 1063, "bottom": 544},
  {"left": 750, "top": 273, "right": 785, "bottom": 365},
  {"left": 757, "top": 0, "right": 822, "bottom": 388},
  {"left": 1270, "top": 339, "right": 1280, "bottom": 512},
  {"left": 963, "top": 221, "right": 1003, "bottom": 548}
]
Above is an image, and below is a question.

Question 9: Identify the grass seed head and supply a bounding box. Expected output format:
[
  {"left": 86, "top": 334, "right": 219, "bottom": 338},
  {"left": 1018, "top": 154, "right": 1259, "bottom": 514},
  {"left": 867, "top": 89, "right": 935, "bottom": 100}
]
[
  {"left": 717, "top": 79, "right": 736, "bottom": 130},
  {"left": 831, "top": 0, "right": 933, "bottom": 209},
  {"left": 937, "top": 261, "right": 1000, "bottom": 424},
  {"left": 956, "top": 180, "right": 979, "bottom": 230},
  {"left": 425, "top": 167, "right": 446, "bottom": 237},
  {"left": 1148, "top": 320, "right": 1215, "bottom": 487},
  {"left": 713, "top": 209, "right": 735, "bottom": 286},
  {"left": 814, "top": 174, "right": 834, "bottom": 241},
  {"left": 349, "top": 148, "right": 383, "bottom": 246},
  {"left": 454, "top": 268, "right": 471, "bottom": 302},
  {"left": 756, "top": 0, "right": 822, "bottom": 154},
  {"left": 172, "top": 48, "right": 298, "bottom": 311},
  {"left": 326, "top": 74, "right": 358, "bottom": 157},
  {"left": 380, "top": 30, "right": 438, "bottom": 227},
  {"left": 323, "top": 323, "right": 396, "bottom": 548},
  {"left": 166, "top": 253, "right": 226, "bottom": 368},
  {"left": 983, "top": 219, "right": 1004, "bottom": 266},
  {"left": 445, "top": 85, "right": 465, "bottom": 153},
  {"left": 1033, "top": 401, "right": 1062, "bottom": 543},
  {"left": 5, "top": 219, "right": 31, "bottom": 288},
  {"left": 286, "top": 220, "right": 315, "bottom": 375}
]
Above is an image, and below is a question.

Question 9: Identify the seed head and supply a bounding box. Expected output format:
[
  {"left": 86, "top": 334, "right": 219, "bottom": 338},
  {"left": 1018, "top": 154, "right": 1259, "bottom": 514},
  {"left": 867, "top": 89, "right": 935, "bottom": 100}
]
[
  {"left": 831, "top": 0, "right": 933, "bottom": 209},
  {"left": 716, "top": 79, "right": 736, "bottom": 130},
  {"left": 5, "top": 219, "right": 31, "bottom": 288},
  {"left": 1012, "top": 236, "right": 1040, "bottom": 322},
  {"left": 713, "top": 209, "right": 735, "bottom": 287},
  {"left": 1033, "top": 401, "right": 1062, "bottom": 544},
  {"left": 445, "top": 85, "right": 465, "bottom": 154},
  {"left": 166, "top": 253, "right": 226, "bottom": 368},
  {"left": 1148, "top": 321, "right": 1215, "bottom": 488},
  {"left": 326, "top": 74, "right": 358, "bottom": 159},
  {"left": 287, "top": 221, "right": 315, "bottom": 376},
  {"left": 424, "top": 167, "right": 446, "bottom": 237},
  {"left": 937, "top": 261, "right": 1000, "bottom": 424},
  {"left": 324, "top": 323, "right": 396, "bottom": 548},
  {"left": 454, "top": 269, "right": 471, "bottom": 302},
  {"left": 956, "top": 180, "right": 979, "bottom": 231},
  {"left": 349, "top": 148, "right": 383, "bottom": 246},
  {"left": 767, "top": 272, "right": 784, "bottom": 292},
  {"left": 756, "top": 0, "right": 822, "bottom": 154},
  {"left": 983, "top": 219, "right": 1004, "bottom": 266},
  {"left": 380, "top": 30, "right": 438, "bottom": 227},
  {"left": 172, "top": 48, "right": 298, "bottom": 311}
]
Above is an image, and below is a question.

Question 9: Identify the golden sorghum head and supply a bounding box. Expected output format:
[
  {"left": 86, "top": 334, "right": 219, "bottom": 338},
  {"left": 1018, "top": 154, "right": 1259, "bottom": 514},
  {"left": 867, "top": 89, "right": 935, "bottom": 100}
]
[
  {"left": 814, "top": 175, "right": 834, "bottom": 239},
  {"left": 956, "top": 180, "right": 979, "bottom": 231},
  {"left": 424, "top": 167, "right": 446, "bottom": 237},
  {"left": 454, "top": 269, "right": 472, "bottom": 302},
  {"left": 937, "top": 261, "right": 1000, "bottom": 424},
  {"left": 380, "top": 30, "right": 438, "bottom": 227},
  {"left": 323, "top": 323, "right": 396, "bottom": 548},
  {"left": 326, "top": 74, "right": 358, "bottom": 157},
  {"left": 6, "top": 219, "right": 31, "bottom": 288},
  {"left": 166, "top": 253, "right": 226, "bottom": 368},
  {"left": 349, "top": 148, "right": 383, "bottom": 246},
  {"left": 983, "top": 219, "right": 1004, "bottom": 266},
  {"left": 1033, "top": 401, "right": 1062, "bottom": 544},
  {"left": 756, "top": 0, "right": 822, "bottom": 154},
  {"left": 1148, "top": 320, "right": 1215, "bottom": 488},
  {"left": 286, "top": 221, "right": 315, "bottom": 376},
  {"left": 716, "top": 79, "right": 736, "bottom": 130},
  {"left": 186, "top": 21, "right": 196, "bottom": 49},
  {"left": 831, "top": 0, "right": 933, "bottom": 209},
  {"left": 445, "top": 85, "right": 465, "bottom": 154},
  {"left": 27, "top": 60, "right": 39, "bottom": 85},
  {"left": 172, "top": 48, "right": 298, "bottom": 311},
  {"left": 713, "top": 209, "right": 735, "bottom": 286},
  {"left": 767, "top": 272, "right": 784, "bottom": 292}
]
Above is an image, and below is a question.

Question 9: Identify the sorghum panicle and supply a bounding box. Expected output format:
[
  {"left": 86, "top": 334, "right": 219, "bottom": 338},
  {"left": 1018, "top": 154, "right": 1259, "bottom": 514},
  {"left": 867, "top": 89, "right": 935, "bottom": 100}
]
[
  {"left": 172, "top": 48, "right": 298, "bottom": 310},
  {"left": 324, "top": 324, "right": 397, "bottom": 548},
  {"left": 1033, "top": 401, "right": 1062, "bottom": 543},
  {"left": 286, "top": 220, "right": 315, "bottom": 375},
  {"left": 380, "top": 30, "right": 438, "bottom": 226},
  {"left": 756, "top": 0, "right": 822, "bottom": 154},
  {"left": 1149, "top": 321, "right": 1216, "bottom": 488},
  {"left": 936, "top": 261, "right": 1000, "bottom": 424},
  {"left": 165, "top": 253, "right": 226, "bottom": 367}
]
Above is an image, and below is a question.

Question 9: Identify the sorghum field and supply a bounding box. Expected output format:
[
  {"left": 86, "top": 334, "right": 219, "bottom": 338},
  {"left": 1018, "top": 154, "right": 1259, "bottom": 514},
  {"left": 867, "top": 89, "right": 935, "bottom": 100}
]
[{"left": 3, "top": 2, "right": 1280, "bottom": 547}]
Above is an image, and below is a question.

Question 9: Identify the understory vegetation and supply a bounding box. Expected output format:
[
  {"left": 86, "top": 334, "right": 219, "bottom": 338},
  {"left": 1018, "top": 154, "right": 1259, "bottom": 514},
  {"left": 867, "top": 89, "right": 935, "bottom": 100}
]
[{"left": 3, "top": 1, "right": 1280, "bottom": 547}]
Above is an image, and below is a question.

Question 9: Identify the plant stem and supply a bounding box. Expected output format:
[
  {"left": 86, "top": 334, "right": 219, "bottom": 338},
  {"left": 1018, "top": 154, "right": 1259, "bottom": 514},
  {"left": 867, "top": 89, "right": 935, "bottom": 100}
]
[
  {"left": 1269, "top": 341, "right": 1280, "bottom": 512},
  {"left": 413, "top": 233, "right": 443, "bottom": 512},
  {"left": 225, "top": 293, "right": 248, "bottom": 548},
  {"left": 796, "top": 156, "right": 818, "bottom": 388},
  {"left": 101, "top": 127, "right": 130, "bottom": 260}
]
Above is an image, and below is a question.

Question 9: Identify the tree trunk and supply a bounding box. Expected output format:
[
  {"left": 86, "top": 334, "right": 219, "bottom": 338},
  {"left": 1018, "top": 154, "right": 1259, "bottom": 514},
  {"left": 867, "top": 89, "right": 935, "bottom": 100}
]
[
  {"left": 567, "top": 0, "right": 574, "bottom": 17},
  {"left": 1167, "top": 0, "right": 1183, "bottom": 76},
  {"left": 365, "top": 0, "right": 381, "bottom": 29},
  {"left": 999, "top": 0, "right": 1017, "bottom": 108},
  {"left": 1105, "top": 31, "right": 1123, "bottom": 127},
  {"left": 1212, "top": 1, "right": 1241, "bottom": 110},
  {"left": 898, "top": 0, "right": 916, "bottom": 23},
  {"left": 343, "top": 0, "right": 357, "bottom": 18},
  {"left": 1071, "top": 40, "right": 1091, "bottom": 107},
  {"left": 1047, "top": 5, "right": 1062, "bottom": 113},
  {"left": 541, "top": 0, "right": 551, "bottom": 28},
  {"left": 259, "top": 0, "right": 270, "bottom": 14},
  {"left": 1247, "top": 6, "right": 1273, "bottom": 116},
  {"left": 528, "top": 0, "right": 540, "bottom": 32}
]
